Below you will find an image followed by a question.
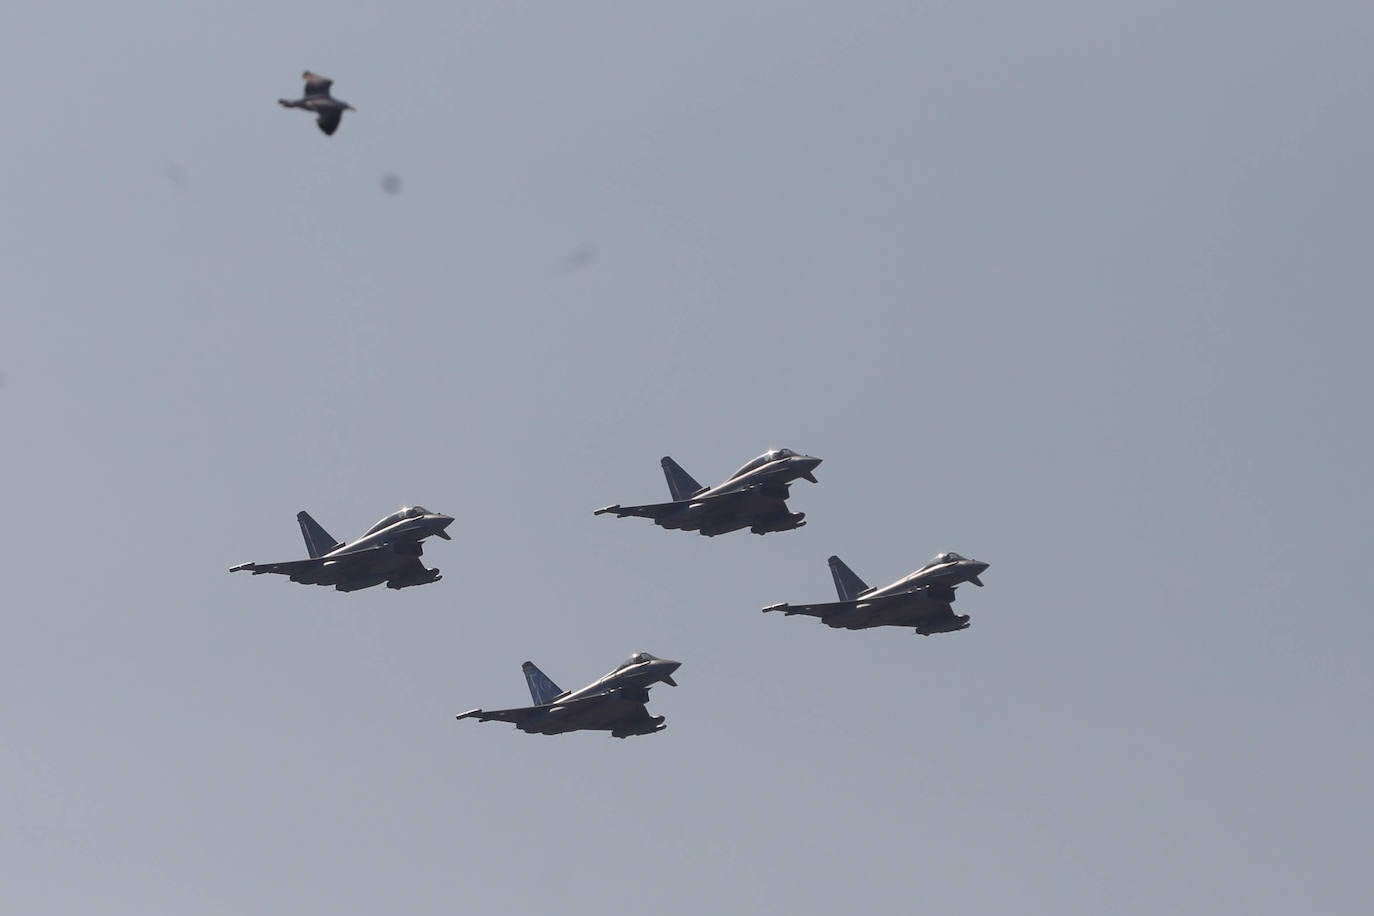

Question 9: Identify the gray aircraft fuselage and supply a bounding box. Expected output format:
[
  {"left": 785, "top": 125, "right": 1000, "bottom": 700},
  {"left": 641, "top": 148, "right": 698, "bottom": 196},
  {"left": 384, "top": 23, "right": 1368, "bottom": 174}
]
[
  {"left": 698, "top": 453, "right": 822, "bottom": 498},
  {"left": 764, "top": 552, "right": 989, "bottom": 634},
  {"left": 558, "top": 655, "right": 681, "bottom": 703},
  {"left": 322, "top": 512, "right": 453, "bottom": 558},
  {"left": 595, "top": 448, "right": 822, "bottom": 536},
  {"left": 230, "top": 506, "right": 454, "bottom": 592},
  {"left": 874, "top": 554, "right": 990, "bottom": 597},
  {"left": 849, "top": 555, "right": 987, "bottom": 631},
  {"left": 456, "top": 653, "right": 682, "bottom": 738}
]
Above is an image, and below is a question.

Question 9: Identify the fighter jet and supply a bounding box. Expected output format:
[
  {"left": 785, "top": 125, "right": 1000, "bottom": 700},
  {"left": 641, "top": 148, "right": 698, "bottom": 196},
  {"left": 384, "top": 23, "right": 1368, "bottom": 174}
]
[
  {"left": 229, "top": 506, "right": 453, "bottom": 591},
  {"left": 762, "top": 552, "right": 989, "bottom": 634},
  {"left": 456, "top": 652, "right": 681, "bottom": 738},
  {"left": 594, "top": 448, "right": 822, "bottom": 536},
  {"left": 278, "top": 71, "right": 355, "bottom": 136}
]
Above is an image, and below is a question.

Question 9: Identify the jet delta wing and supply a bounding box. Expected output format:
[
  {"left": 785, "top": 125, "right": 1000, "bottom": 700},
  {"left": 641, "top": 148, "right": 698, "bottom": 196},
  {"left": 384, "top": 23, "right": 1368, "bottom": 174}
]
[
  {"left": 595, "top": 449, "right": 821, "bottom": 537},
  {"left": 763, "top": 552, "right": 989, "bottom": 635},
  {"left": 456, "top": 653, "right": 681, "bottom": 738},
  {"left": 230, "top": 505, "right": 454, "bottom": 592}
]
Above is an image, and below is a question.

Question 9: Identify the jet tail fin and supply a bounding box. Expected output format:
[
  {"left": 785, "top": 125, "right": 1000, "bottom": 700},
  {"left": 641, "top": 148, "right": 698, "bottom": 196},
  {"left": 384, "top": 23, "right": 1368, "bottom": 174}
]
[
  {"left": 661, "top": 457, "right": 704, "bottom": 501},
  {"left": 297, "top": 511, "right": 342, "bottom": 559},
  {"left": 522, "top": 661, "right": 564, "bottom": 706},
  {"left": 829, "top": 555, "right": 872, "bottom": 601}
]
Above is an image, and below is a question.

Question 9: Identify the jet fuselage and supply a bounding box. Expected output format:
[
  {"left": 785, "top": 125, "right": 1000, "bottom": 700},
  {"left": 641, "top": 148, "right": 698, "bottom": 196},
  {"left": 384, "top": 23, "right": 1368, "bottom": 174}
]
[
  {"left": 707, "top": 453, "right": 822, "bottom": 497},
  {"left": 457, "top": 654, "right": 681, "bottom": 738},
  {"left": 326, "top": 511, "right": 454, "bottom": 557},
  {"left": 661, "top": 452, "right": 821, "bottom": 535},
  {"left": 230, "top": 506, "right": 455, "bottom": 591},
  {"left": 882, "top": 555, "right": 990, "bottom": 595},
  {"left": 560, "top": 656, "right": 682, "bottom": 704}
]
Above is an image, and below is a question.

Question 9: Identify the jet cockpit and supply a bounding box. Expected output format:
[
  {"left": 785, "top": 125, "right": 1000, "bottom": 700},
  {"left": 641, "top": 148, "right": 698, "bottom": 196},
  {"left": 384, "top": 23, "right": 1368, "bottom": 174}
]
[
  {"left": 365, "top": 506, "right": 432, "bottom": 536},
  {"left": 615, "top": 652, "right": 659, "bottom": 671},
  {"left": 730, "top": 448, "right": 799, "bottom": 480}
]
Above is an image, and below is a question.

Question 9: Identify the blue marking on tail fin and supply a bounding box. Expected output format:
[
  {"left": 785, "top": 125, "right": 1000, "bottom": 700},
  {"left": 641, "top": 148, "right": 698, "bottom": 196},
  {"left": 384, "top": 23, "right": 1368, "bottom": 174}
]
[
  {"left": 661, "top": 457, "right": 704, "bottom": 501},
  {"left": 522, "top": 661, "right": 563, "bottom": 706},
  {"left": 828, "top": 556, "right": 872, "bottom": 601},
  {"left": 297, "top": 511, "right": 342, "bottom": 559}
]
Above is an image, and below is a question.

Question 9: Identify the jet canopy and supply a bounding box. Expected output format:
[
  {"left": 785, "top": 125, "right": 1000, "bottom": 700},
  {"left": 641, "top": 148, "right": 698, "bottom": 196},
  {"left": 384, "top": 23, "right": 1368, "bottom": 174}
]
[
  {"left": 365, "top": 506, "right": 432, "bottom": 536},
  {"left": 616, "top": 652, "right": 660, "bottom": 671},
  {"left": 934, "top": 552, "right": 968, "bottom": 563},
  {"left": 730, "top": 448, "right": 799, "bottom": 480}
]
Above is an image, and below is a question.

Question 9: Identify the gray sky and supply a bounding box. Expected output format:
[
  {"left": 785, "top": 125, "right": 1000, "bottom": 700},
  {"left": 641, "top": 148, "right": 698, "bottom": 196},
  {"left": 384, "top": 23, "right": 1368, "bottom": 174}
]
[{"left": 4, "top": 3, "right": 1372, "bottom": 914}]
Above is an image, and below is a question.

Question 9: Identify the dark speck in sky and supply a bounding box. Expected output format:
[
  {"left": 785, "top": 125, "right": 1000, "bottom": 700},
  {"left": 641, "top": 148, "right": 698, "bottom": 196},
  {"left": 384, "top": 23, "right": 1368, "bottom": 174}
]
[
  {"left": 164, "top": 162, "right": 188, "bottom": 191},
  {"left": 556, "top": 242, "right": 598, "bottom": 274}
]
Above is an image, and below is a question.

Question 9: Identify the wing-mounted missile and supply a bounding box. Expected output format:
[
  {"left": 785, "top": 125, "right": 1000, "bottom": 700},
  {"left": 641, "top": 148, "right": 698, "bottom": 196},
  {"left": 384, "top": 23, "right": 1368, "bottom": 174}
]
[
  {"left": 612, "top": 715, "right": 666, "bottom": 738},
  {"left": 750, "top": 512, "right": 806, "bottom": 535},
  {"left": 336, "top": 574, "right": 389, "bottom": 592},
  {"left": 386, "top": 566, "right": 442, "bottom": 590},
  {"left": 915, "top": 614, "right": 971, "bottom": 636}
]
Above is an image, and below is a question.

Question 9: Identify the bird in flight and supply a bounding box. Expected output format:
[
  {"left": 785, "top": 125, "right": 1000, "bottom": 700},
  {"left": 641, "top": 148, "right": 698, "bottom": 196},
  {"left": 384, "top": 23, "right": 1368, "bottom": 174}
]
[{"left": 278, "top": 71, "right": 355, "bottom": 136}]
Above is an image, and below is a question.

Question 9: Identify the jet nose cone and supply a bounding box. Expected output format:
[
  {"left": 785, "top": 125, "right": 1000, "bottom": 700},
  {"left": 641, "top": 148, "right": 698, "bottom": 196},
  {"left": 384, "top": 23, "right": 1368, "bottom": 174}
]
[
  {"left": 434, "top": 514, "right": 455, "bottom": 528},
  {"left": 657, "top": 659, "right": 682, "bottom": 685}
]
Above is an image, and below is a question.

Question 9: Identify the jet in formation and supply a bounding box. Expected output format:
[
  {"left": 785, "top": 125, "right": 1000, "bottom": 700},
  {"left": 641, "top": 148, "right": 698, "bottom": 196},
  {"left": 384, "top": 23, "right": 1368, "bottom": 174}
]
[
  {"left": 456, "top": 652, "right": 681, "bottom": 738},
  {"left": 278, "top": 71, "right": 355, "bottom": 136},
  {"left": 762, "top": 552, "right": 989, "bottom": 634},
  {"left": 595, "top": 448, "right": 822, "bottom": 536},
  {"left": 230, "top": 506, "right": 453, "bottom": 592}
]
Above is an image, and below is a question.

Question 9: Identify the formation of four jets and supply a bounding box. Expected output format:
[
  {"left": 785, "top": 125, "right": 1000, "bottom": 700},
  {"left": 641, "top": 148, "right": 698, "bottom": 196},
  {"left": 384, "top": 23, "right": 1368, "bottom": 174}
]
[
  {"left": 230, "top": 447, "right": 987, "bottom": 738},
  {"left": 269, "top": 73, "right": 988, "bottom": 737}
]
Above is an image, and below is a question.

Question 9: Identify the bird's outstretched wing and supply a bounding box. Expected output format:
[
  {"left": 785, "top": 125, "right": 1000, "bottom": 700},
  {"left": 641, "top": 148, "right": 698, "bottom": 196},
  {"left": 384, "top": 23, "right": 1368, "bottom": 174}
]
[
  {"left": 302, "top": 71, "right": 334, "bottom": 98},
  {"left": 316, "top": 109, "right": 342, "bottom": 135}
]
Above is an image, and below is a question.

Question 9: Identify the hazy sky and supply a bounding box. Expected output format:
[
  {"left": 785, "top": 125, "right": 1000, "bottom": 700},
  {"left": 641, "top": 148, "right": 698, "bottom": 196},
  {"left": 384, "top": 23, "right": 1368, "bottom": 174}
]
[{"left": 4, "top": 3, "right": 1373, "bottom": 914}]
